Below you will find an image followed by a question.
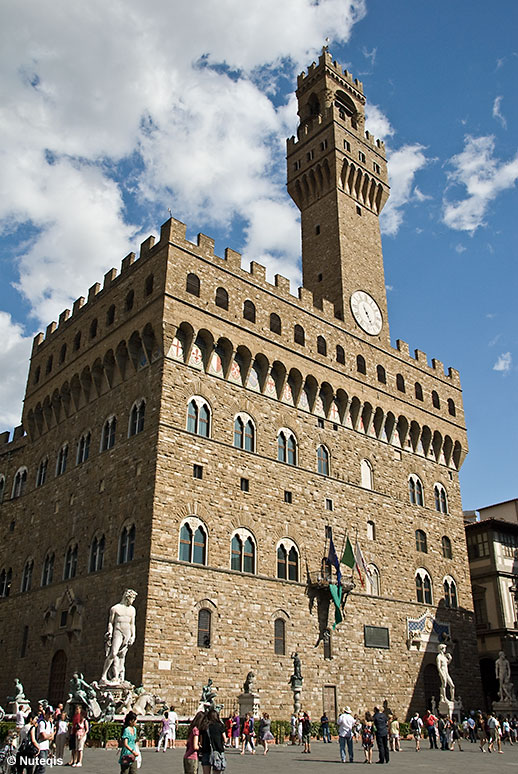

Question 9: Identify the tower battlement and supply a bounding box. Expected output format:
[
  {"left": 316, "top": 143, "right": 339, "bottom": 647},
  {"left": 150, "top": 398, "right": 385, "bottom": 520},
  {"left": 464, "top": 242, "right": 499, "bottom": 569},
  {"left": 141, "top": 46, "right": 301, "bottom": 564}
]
[{"left": 297, "top": 48, "right": 364, "bottom": 94}]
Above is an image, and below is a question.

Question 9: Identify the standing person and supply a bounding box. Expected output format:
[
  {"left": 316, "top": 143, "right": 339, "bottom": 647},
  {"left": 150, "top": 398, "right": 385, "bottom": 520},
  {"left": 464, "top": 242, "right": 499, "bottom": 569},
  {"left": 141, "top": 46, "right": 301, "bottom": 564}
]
[
  {"left": 168, "top": 705, "right": 179, "bottom": 749},
  {"left": 157, "top": 712, "right": 172, "bottom": 752},
  {"left": 34, "top": 707, "right": 54, "bottom": 774},
  {"left": 467, "top": 715, "right": 476, "bottom": 743},
  {"left": 320, "top": 711, "right": 331, "bottom": 743},
  {"left": 410, "top": 712, "right": 423, "bottom": 752},
  {"left": 54, "top": 711, "right": 68, "bottom": 761},
  {"left": 15, "top": 705, "right": 26, "bottom": 743},
  {"left": 16, "top": 713, "right": 39, "bottom": 774},
  {"left": 53, "top": 704, "right": 64, "bottom": 723},
  {"left": 297, "top": 712, "right": 304, "bottom": 745},
  {"left": 72, "top": 706, "right": 89, "bottom": 767},
  {"left": 119, "top": 712, "right": 138, "bottom": 774},
  {"left": 373, "top": 706, "right": 390, "bottom": 764},
  {"left": 184, "top": 711, "right": 207, "bottom": 774},
  {"left": 258, "top": 713, "right": 274, "bottom": 755},
  {"left": 301, "top": 712, "right": 312, "bottom": 754},
  {"left": 240, "top": 713, "right": 255, "bottom": 755},
  {"left": 475, "top": 713, "right": 487, "bottom": 752},
  {"left": 450, "top": 720, "right": 463, "bottom": 751},
  {"left": 362, "top": 712, "right": 375, "bottom": 764},
  {"left": 423, "top": 709, "right": 438, "bottom": 749},
  {"left": 438, "top": 715, "right": 447, "bottom": 750},
  {"left": 200, "top": 708, "right": 227, "bottom": 774},
  {"left": 389, "top": 715, "right": 400, "bottom": 752},
  {"left": 337, "top": 706, "right": 354, "bottom": 763},
  {"left": 290, "top": 713, "right": 297, "bottom": 745},
  {"left": 231, "top": 713, "right": 240, "bottom": 749}
]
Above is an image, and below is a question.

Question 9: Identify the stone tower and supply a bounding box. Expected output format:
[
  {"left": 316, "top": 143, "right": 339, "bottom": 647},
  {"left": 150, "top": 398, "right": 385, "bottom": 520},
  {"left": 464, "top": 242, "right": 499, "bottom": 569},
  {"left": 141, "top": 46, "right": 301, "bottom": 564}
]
[{"left": 287, "top": 48, "right": 390, "bottom": 344}]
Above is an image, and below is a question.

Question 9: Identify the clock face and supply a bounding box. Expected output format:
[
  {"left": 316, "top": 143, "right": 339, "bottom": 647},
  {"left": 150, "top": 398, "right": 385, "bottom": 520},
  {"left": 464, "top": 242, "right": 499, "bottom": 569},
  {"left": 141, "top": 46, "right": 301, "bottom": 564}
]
[{"left": 350, "top": 291, "right": 383, "bottom": 335}]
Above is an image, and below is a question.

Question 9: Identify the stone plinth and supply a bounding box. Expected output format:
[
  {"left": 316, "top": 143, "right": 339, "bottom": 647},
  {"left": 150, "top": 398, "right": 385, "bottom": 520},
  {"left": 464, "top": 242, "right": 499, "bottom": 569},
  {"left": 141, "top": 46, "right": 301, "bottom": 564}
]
[
  {"left": 493, "top": 700, "right": 518, "bottom": 715},
  {"left": 238, "top": 692, "right": 260, "bottom": 719}
]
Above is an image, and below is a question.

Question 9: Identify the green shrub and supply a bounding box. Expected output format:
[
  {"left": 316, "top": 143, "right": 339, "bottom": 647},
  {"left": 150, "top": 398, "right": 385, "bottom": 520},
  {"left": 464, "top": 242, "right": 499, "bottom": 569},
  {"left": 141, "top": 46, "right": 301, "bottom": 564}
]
[
  {"left": 0, "top": 721, "right": 15, "bottom": 743},
  {"left": 399, "top": 722, "right": 410, "bottom": 737}
]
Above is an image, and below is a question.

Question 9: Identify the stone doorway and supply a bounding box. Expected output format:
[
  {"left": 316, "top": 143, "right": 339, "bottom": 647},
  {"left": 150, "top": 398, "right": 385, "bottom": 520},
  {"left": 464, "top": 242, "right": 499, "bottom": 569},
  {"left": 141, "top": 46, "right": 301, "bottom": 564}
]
[{"left": 48, "top": 649, "right": 67, "bottom": 708}]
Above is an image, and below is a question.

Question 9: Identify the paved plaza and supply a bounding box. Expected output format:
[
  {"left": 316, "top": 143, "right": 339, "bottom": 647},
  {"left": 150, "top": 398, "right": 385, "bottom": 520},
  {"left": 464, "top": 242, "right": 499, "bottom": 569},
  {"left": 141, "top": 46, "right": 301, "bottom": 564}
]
[{"left": 48, "top": 738, "right": 518, "bottom": 773}]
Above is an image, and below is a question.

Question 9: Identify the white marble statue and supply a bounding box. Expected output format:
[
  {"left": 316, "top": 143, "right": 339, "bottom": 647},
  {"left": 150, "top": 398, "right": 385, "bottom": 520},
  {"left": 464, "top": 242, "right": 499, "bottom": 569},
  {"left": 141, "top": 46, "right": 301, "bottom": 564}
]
[
  {"left": 436, "top": 643, "right": 455, "bottom": 703},
  {"left": 495, "top": 651, "right": 515, "bottom": 703},
  {"left": 100, "top": 588, "right": 137, "bottom": 685}
]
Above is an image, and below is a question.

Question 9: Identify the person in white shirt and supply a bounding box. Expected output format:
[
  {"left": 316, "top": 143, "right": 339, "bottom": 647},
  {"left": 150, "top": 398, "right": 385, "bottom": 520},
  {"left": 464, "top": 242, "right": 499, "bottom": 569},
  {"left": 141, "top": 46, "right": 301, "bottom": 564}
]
[
  {"left": 168, "top": 705, "right": 179, "bottom": 749},
  {"left": 35, "top": 707, "right": 54, "bottom": 774},
  {"left": 55, "top": 711, "right": 69, "bottom": 760},
  {"left": 337, "top": 706, "right": 355, "bottom": 763}
]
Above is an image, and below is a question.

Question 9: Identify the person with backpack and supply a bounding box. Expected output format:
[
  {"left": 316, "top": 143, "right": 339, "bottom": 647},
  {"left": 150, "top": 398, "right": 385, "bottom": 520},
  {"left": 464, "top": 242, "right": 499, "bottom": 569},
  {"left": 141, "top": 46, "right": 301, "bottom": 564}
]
[
  {"left": 410, "top": 712, "right": 423, "bottom": 751},
  {"left": 200, "top": 709, "right": 227, "bottom": 773},
  {"left": 301, "top": 712, "right": 312, "bottom": 754},
  {"left": 337, "top": 706, "right": 354, "bottom": 763},
  {"left": 34, "top": 706, "right": 54, "bottom": 774}
]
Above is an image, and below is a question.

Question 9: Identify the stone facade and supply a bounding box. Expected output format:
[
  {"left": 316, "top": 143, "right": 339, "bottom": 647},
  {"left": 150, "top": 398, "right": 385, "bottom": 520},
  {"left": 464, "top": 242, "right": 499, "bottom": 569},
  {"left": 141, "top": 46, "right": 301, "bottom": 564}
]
[{"left": 0, "top": 49, "right": 482, "bottom": 719}]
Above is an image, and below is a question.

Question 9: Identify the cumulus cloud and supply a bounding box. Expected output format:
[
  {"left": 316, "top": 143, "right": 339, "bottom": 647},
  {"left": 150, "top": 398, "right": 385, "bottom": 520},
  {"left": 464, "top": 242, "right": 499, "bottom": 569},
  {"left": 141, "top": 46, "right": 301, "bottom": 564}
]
[
  {"left": 380, "top": 145, "right": 429, "bottom": 236},
  {"left": 0, "top": 313, "right": 33, "bottom": 427},
  {"left": 492, "top": 96, "right": 507, "bottom": 129},
  {"left": 443, "top": 135, "right": 518, "bottom": 232},
  {"left": 365, "top": 104, "right": 395, "bottom": 140},
  {"left": 493, "top": 352, "right": 512, "bottom": 372}
]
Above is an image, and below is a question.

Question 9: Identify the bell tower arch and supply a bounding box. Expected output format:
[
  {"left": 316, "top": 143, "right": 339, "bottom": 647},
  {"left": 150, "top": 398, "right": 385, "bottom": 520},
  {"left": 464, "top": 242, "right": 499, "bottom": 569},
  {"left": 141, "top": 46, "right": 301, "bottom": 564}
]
[{"left": 287, "top": 48, "right": 391, "bottom": 344}]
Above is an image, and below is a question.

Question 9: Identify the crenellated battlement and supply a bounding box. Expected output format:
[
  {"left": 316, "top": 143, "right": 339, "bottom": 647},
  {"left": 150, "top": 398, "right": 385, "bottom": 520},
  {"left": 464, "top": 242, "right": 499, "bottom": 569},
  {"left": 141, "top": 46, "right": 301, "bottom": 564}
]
[
  {"left": 297, "top": 48, "right": 364, "bottom": 94},
  {"left": 286, "top": 103, "right": 386, "bottom": 154},
  {"left": 28, "top": 215, "right": 460, "bottom": 388}
]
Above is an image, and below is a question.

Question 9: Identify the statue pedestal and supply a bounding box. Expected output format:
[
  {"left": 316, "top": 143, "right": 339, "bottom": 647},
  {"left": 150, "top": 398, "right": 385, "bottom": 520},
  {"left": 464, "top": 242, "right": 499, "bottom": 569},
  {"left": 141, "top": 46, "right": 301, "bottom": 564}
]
[
  {"left": 290, "top": 678, "right": 303, "bottom": 717},
  {"left": 493, "top": 700, "right": 518, "bottom": 715},
  {"left": 438, "top": 699, "right": 454, "bottom": 718},
  {"left": 238, "top": 692, "right": 260, "bottom": 719},
  {"left": 9, "top": 701, "right": 30, "bottom": 715}
]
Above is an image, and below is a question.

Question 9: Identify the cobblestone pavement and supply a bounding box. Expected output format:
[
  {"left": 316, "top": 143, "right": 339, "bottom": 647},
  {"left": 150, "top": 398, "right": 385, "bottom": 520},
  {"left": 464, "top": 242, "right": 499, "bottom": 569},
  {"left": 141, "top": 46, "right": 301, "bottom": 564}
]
[{"left": 44, "top": 738, "right": 518, "bottom": 773}]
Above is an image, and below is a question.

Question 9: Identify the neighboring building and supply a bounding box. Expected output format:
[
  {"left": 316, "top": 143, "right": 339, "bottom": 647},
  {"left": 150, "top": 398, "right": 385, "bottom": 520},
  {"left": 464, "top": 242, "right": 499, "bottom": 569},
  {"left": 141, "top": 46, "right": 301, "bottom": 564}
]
[
  {"left": 0, "top": 48, "right": 482, "bottom": 717},
  {"left": 465, "top": 500, "right": 518, "bottom": 706}
]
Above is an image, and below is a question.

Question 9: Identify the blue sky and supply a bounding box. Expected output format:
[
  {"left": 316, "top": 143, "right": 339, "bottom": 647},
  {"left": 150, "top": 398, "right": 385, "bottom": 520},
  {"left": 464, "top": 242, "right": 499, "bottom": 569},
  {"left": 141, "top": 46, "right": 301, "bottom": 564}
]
[{"left": 0, "top": 0, "right": 516, "bottom": 511}]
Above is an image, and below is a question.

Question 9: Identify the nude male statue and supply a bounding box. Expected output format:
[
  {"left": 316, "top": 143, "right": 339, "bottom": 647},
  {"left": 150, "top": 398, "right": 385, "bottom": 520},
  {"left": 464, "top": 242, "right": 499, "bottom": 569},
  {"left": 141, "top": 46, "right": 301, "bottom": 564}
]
[
  {"left": 436, "top": 643, "right": 455, "bottom": 703},
  {"left": 495, "top": 650, "right": 514, "bottom": 703},
  {"left": 100, "top": 589, "right": 137, "bottom": 685}
]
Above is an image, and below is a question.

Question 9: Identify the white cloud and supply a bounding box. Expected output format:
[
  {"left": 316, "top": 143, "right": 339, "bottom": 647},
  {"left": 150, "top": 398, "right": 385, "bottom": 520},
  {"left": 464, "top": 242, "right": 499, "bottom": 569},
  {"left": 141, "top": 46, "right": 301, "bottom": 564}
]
[
  {"left": 443, "top": 135, "right": 518, "bottom": 232},
  {"left": 365, "top": 104, "right": 394, "bottom": 140},
  {"left": 380, "top": 145, "right": 429, "bottom": 236},
  {"left": 454, "top": 244, "right": 467, "bottom": 253},
  {"left": 414, "top": 186, "right": 431, "bottom": 202},
  {"left": 492, "top": 96, "right": 507, "bottom": 129},
  {"left": 362, "top": 46, "right": 377, "bottom": 67},
  {"left": 493, "top": 352, "right": 512, "bottom": 372},
  {"left": 0, "top": 313, "right": 33, "bottom": 428}
]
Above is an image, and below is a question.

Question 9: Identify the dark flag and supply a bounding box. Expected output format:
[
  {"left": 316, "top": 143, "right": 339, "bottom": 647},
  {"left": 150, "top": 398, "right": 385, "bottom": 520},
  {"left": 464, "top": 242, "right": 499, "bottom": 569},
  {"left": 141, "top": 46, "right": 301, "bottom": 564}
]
[{"left": 327, "top": 536, "right": 342, "bottom": 588}]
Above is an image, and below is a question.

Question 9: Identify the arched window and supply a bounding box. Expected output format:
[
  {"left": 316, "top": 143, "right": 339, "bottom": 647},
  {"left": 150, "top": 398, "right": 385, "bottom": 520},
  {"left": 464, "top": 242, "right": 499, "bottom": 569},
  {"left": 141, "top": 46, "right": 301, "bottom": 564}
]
[
  {"left": 443, "top": 576, "right": 458, "bottom": 608},
  {"left": 415, "top": 568, "right": 432, "bottom": 605},
  {"left": 230, "top": 529, "right": 256, "bottom": 574},
  {"left": 356, "top": 354, "right": 366, "bottom": 374},
  {"left": 317, "top": 445, "right": 330, "bottom": 476},
  {"left": 317, "top": 336, "right": 327, "bottom": 356},
  {"left": 415, "top": 382, "right": 423, "bottom": 401},
  {"left": 409, "top": 474, "right": 424, "bottom": 506},
  {"left": 56, "top": 445, "right": 68, "bottom": 476},
  {"left": 125, "top": 290, "right": 135, "bottom": 311},
  {"left": 186, "top": 273, "right": 200, "bottom": 297},
  {"left": 366, "top": 564, "right": 380, "bottom": 596},
  {"left": 63, "top": 544, "right": 78, "bottom": 579},
  {"left": 294, "top": 325, "right": 305, "bottom": 346},
  {"left": 270, "top": 313, "right": 281, "bottom": 334},
  {"left": 144, "top": 274, "right": 154, "bottom": 296},
  {"left": 336, "top": 345, "right": 345, "bottom": 364},
  {"left": 233, "top": 414, "right": 255, "bottom": 452},
  {"left": 447, "top": 398, "right": 456, "bottom": 417},
  {"left": 179, "top": 518, "right": 207, "bottom": 565},
  {"left": 360, "top": 459, "right": 373, "bottom": 489},
  {"left": 215, "top": 287, "right": 228, "bottom": 310},
  {"left": 367, "top": 520, "right": 376, "bottom": 541},
  {"left": 243, "top": 300, "right": 256, "bottom": 322},
  {"left": 106, "top": 305, "right": 116, "bottom": 326},
  {"left": 277, "top": 540, "right": 299, "bottom": 581},
  {"left": 396, "top": 373, "right": 405, "bottom": 393},
  {"left": 21, "top": 559, "right": 34, "bottom": 592},
  {"left": 89, "top": 319, "right": 98, "bottom": 339},
  {"left": 442, "top": 536, "right": 452, "bottom": 559},
  {"left": 431, "top": 390, "right": 440, "bottom": 409},
  {"left": 36, "top": 458, "right": 48, "bottom": 487},
  {"left": 434, "top": 484, "right": 448, "bottom": 514},
  {"left": 197, "top": 608, "right": 211, "bottom": 648},
  {"left": 12, "top": 467, "right": 28, "bottom": 498},
  {"left": 376, "top": 365, "right": 386, "bottom": 384},
  {"left": 34, "top": 366, "right": 41, "bottom": 384},
  {"left": 0, "top": 475, "right": 4, "bottom": 504},
  {"left": 73, "top": 331, "right": 81, "bottom": 351},
  {"left": 118, "top": 525, "right": 135, "bottom": 564},
  {"left": 59, "top": 343, "right": 67, "bottom": 364},
  {"left": 129, "top": 399, "right": 146, "bottom": 436},
  {"left": 415, "top": 529, "right": 428, "bottom": 553},
  {"left": 0, "top": 568, "right": 12, "bottom": 598},
  {"left": 101, "top": 417, "right": 117, "bottom": 451},
  {"left": 41, "top": 552, "right": 54, "bottom": 587},
  {"left": 77, "top": 432, "right": 91, "bottom": 464},
  {"left": 89, "top": 535, "right": 105, "bottom": 573},
  {"left": 274, "top": 618, "right": 286, "bottom": 655},
  {"left": 277, "top": 429, "right": 297, "bottom": 465},
  {"left": 187, "top": 397, "right": 211, "bottom": 437},
  {"left": 46, "top": 355, "right": 53, "bottom": 375}
]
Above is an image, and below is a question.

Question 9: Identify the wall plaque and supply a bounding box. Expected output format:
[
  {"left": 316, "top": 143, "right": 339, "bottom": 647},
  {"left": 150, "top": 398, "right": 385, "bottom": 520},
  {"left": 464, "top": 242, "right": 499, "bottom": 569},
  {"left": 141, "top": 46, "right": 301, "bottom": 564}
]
[{"left": 364, "top": 625, "right": 390, "bottom": 649}]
